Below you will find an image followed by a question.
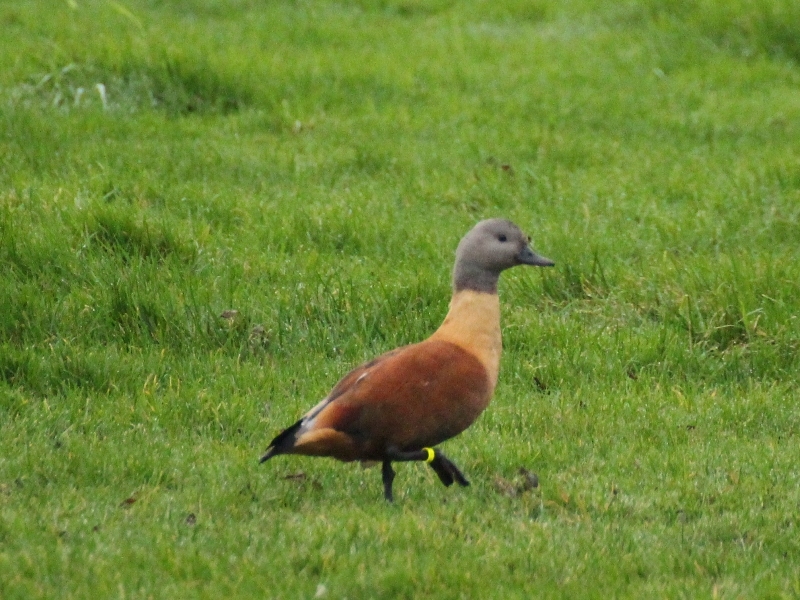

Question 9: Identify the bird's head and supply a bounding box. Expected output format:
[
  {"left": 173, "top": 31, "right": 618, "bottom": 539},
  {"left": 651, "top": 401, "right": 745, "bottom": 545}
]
[{"left": 453, "top": 218, "right": 554, "bottom": 292}]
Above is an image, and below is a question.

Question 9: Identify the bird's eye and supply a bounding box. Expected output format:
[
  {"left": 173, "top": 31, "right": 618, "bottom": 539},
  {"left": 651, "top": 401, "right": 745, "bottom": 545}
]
[{"left": 498, "top": 234, "right": 507, "bottom": 242}]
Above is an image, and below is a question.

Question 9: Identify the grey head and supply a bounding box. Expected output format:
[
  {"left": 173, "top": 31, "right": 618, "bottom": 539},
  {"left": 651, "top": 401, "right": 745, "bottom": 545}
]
[{"left": 452, "top": 218, "right": 554, "bottom": 293}]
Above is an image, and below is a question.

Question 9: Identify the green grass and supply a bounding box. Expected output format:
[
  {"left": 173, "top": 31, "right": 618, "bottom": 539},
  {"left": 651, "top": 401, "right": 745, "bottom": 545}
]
[{"left": 2, "top": 0, "right": 800, "bottom": 597}]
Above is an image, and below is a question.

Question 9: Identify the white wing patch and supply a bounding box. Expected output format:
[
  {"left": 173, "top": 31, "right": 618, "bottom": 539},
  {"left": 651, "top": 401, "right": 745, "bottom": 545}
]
[
  {"left": 301, "top": 395, "right": 331, "bottom": 428},
  {"left": 300, "top": 364, "right": 372, "bottom": 429}
]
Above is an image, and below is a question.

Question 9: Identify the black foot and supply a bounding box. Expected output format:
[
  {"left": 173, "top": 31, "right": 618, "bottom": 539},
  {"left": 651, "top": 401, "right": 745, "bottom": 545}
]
[
  {"left": 382, "top": 460, "right": 396, "bottom": 502},
  {"left": 428, "top": 452, "right": 470, "bottom": 488}
]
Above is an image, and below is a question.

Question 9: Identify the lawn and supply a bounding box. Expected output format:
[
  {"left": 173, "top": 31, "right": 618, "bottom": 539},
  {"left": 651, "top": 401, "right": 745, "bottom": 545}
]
[{"left": 1, "top": 0, "right": 800, "bottom": 597}]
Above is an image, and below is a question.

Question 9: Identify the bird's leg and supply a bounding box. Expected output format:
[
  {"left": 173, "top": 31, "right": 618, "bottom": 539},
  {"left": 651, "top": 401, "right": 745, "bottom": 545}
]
[
  {"left": 385, "top": 447, "right": 470, "bottom": 489},
  {"left": 385, "top": 448, "right": 433, "bottom": 462},
  {"left": 382, "top": 460, "right": 396, "bottom": 502}
]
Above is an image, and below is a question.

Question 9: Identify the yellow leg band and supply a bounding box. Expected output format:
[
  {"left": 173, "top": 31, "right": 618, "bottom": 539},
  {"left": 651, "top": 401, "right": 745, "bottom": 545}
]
[{"left": 423, "top": 447, "right": 435, "bottom": 463}]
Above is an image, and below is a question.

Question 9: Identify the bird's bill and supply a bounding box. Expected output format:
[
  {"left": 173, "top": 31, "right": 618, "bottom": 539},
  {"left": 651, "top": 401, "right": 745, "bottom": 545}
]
[{"left": 517, "top": 245, "right": 555, "bottom": 267}]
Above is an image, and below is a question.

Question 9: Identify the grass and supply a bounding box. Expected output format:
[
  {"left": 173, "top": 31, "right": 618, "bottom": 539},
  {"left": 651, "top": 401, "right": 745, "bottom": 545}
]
[{"left": 1, "top": 0, "right": 800, "bottom": 597}]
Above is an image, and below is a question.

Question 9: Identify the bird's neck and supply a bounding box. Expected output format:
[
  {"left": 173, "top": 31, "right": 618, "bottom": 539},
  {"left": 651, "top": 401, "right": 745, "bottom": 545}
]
[
  {"left": 429, "top": 290, "right": 502, "bottom": 391},
  {"left": 452, "top": 262, "right": 500, "bottom": 293}
]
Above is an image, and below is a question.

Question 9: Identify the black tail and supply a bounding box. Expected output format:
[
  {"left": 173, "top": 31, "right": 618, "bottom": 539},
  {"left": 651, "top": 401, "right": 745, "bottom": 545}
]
[{"left": 259, "top": 418, "right": 303, "bottom": 463}]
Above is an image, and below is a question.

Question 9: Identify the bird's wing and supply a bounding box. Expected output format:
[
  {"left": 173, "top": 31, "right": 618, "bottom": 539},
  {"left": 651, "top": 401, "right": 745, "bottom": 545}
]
[
  {"left": 260, "top": 346, "right": 404, "bottom": 461},
  {"left": 299, "top": 347, "right": 403, "bottom": 423}
]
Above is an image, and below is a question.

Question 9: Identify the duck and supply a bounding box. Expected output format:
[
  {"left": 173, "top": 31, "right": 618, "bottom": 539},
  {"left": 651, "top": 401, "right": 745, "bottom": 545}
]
[{"left": 260, "top": 218, "right": 554, "bottom": 501}]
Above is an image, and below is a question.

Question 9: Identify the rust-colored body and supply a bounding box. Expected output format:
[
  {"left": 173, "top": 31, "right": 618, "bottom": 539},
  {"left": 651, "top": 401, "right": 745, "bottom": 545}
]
[{"left": 291, "top": 339, "right": 491, "bottom": 461}]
